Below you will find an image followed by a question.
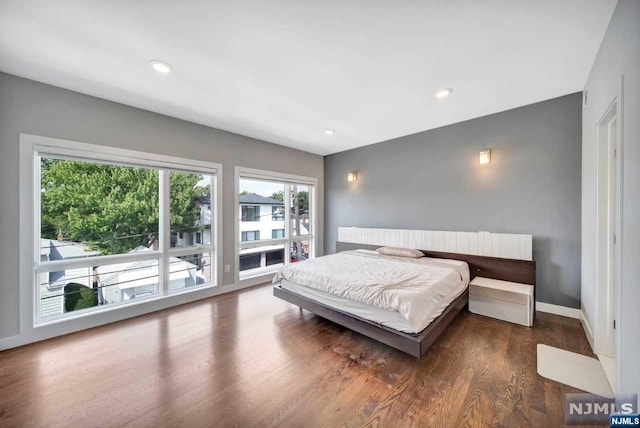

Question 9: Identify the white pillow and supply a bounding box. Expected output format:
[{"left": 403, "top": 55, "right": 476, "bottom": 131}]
[{"left": 376, "top": 246, "right": 424, "bottom": 258}]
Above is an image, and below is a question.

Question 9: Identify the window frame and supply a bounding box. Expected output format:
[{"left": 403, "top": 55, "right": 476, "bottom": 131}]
[
  {"left": 234, "top": 166, "right": 317, "bottom": 283},
  {"left": 20, "top": 134, "right": 223, "bottom": 329}
]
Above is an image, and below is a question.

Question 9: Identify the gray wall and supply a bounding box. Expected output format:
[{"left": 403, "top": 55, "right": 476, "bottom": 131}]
[
  {"left": 582, "top": 0, "right": 640, "bottom": 394},
  {"left": 325, "top": 93, "right": 582, "bottom": 308},
  {"left": 0, "top": 72, "right": 324, "bottom": 340}
]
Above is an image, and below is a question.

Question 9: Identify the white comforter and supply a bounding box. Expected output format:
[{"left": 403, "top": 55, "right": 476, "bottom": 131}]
[{"left": 273, "top": 250, "right": 469, "bottom": 333}]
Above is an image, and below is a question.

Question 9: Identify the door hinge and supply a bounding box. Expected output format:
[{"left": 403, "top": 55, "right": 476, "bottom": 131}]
[
  {"left": 613, "top": 320, "right": 616, "bottom": 330},
  {"left": 614, "top": 234, "right": 617, "bottom": 245},
  {"left": 614, "top": 148, "right": 617, "bottom": 158}
]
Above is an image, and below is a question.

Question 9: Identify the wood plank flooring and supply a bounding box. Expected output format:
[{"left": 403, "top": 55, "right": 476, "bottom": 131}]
[{"left": 0, "top": 284, "right": 594, "bottom": 427}]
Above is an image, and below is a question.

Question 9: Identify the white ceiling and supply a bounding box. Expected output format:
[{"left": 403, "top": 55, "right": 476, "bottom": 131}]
[{"left": 0, "top": 0, "right": 616, "bottom": 155}]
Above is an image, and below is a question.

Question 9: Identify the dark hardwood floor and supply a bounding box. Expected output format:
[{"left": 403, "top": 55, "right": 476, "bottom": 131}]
[{"left": 0, "top": 284, "right": 593, "bottom": 427}]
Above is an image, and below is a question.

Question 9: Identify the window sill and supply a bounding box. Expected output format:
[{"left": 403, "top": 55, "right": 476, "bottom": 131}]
[{"left": 239, "top": 267, "right": 280, "bottom": 285}]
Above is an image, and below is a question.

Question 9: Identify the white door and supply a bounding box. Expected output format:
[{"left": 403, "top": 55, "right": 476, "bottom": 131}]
[
  {"left": 595, "top": 101, "right": 618, "bottom": 390},
  {"left": 608, "top": 117, "right": 617, "bottom": 356}
]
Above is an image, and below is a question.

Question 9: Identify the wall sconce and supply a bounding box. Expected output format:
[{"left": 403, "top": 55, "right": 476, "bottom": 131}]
[
  {"left": 347, "top": 171, "right": 357, "bottom": 182},
  {"left": 479, "top": 149, "right": 491, "bottom": 165}
]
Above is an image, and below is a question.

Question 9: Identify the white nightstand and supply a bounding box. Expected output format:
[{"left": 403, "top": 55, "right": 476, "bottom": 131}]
[{"left": 469, "top": 277, "right": 534, "bottom": 327}]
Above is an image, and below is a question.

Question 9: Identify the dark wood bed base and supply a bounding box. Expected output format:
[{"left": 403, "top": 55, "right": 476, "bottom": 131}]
[
  {"left": 273, "top": 241, "right": 536, "bottom": 358},
  {"left": 274, "top": 285, "right": 468, "bottom": 358}
]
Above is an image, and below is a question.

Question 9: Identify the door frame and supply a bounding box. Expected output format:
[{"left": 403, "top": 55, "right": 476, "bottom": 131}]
[{"left": 593, "top": 75, "right": 624, "bottom": 391}]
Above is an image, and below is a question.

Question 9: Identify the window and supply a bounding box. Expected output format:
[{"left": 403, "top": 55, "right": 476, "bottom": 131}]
[
  {"left": 266, "top": 249, "right": 284, "bottom": 266},
  {"left": 236, "top": 168, "right": 316, "bottom": 280},
  {"left": 30, "top": 137, "right": 220, "bottom": 324},
  {"left": 241, "top": 230, "right": 260, "bottom": 242},
  {"left": 171, "top": 173, "right": 211, "bottom": 248},
  {"left": 290, "top": 239, "right": 310, "bottom": 263},
  {"left": 241, "top": 205, "right": 260, "bottom": 222},
  {"left": 289, "top": 184, "right": 310, "bottom": 237},
  {"left": 239, "top": 254, "right": 261, "bottom": 271},
  {"left": 272, "top": 206, "right": 284, "bottom": 221}
]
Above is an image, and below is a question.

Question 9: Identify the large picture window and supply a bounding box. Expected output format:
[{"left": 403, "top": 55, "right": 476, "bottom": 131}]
[
  {"left": 236, "top": 168, "right": 316, "bottom": 280},
  {"left": 32, "top": 139, "right": 220, "bottom": 324}
]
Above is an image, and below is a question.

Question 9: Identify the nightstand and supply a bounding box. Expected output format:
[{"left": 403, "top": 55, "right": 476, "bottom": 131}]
[{"left": 469, "top": 276, "right": 534, "bottom": 327}]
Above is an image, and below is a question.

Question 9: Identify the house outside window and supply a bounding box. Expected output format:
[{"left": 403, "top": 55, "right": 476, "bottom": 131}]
[
  {"left": 272, "top": 229, "right": 285, "bottom": 239},
  {"left": 172, "top": 195, "right": 211, "bottom": 249}
]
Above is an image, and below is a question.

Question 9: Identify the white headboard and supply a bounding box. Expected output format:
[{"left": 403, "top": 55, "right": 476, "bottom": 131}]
[{"left": 338, "top": 227, "right": 533, "bottom": 261}]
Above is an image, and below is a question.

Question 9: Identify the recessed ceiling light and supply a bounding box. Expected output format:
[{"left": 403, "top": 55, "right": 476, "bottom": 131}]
[
  {"left": 435, "top": 88, "right": 453, "bottom": 99},
  {"left": 150, "top": 60, "right": 173, "bottom": 74},
  {"left": 325, "top": 129, "right": 335, "bottom": 135}
]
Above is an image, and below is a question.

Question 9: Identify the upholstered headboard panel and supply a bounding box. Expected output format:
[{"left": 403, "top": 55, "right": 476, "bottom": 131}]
[{"left": 338, "top": 227, "right": 533, "bottom": 261}]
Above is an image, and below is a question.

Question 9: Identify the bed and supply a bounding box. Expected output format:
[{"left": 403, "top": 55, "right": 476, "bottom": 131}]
[{"left": 273, "top": 241, "right": 536, "bottom": 358}]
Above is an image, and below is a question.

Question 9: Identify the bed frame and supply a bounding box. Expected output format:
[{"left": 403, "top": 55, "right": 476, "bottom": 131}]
[{"left": 273, "top": 241, "right": 536, "bottom": 358}]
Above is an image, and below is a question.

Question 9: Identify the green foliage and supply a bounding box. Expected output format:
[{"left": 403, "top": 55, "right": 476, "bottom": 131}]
[
  {"left": 270, "top": 191, "right": 284, "bottom": 201},
  {"left": 294, "top": 191, "right": 309, "bottom": 213},
  {"left": 170, "top": 172, "right": 207, "bottom": 234},
  {"left": 63, "top": 283, "right": 98, "bottom": 313},
  {"left": 41, "top": 159, "right": 206, "bottom": 255}
]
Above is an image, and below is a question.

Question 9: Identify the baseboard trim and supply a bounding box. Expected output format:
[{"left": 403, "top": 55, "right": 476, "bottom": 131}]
[
  {"left": 580, "top": 308, "right": 595, "bottom": 352},
  {"left": 536, "top": 301, "right": 582, "bottom": 319}
]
